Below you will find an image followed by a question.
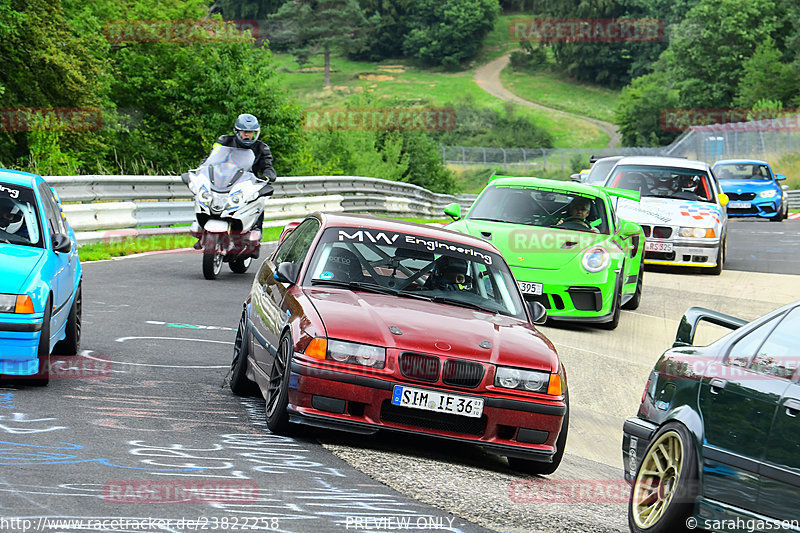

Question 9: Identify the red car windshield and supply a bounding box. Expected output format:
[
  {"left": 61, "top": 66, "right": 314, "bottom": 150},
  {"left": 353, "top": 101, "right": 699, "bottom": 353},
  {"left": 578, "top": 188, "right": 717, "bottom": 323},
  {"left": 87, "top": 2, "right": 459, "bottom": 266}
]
[{"left": 303, "top": 227, "right": 528, "bottom": 320}]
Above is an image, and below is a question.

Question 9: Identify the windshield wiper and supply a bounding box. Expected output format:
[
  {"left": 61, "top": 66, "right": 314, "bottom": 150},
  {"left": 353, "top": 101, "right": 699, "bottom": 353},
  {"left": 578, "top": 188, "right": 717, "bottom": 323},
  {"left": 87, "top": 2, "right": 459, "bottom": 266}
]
[
  {"left": 469, "top": 217, "right": 511, "bottom": 223},
  {"left": 311, "top": 279, "right": 400, "bottom": 295},
  {"left": 429, "top": 295, "right": 498, "bottom": 314}
]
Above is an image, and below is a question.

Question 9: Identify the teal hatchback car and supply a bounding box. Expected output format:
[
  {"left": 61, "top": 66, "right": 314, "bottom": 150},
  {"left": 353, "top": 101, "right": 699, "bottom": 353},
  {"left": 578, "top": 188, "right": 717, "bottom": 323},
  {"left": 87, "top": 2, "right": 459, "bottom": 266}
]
[{"left": 0, "top": 169, "right": 82, "bottom": 385}]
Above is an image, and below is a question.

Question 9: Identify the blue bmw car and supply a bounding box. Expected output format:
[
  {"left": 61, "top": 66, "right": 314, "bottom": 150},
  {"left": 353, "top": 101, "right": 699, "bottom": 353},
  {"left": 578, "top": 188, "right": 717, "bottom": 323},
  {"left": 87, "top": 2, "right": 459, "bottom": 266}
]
[
  {"left": 712, "top": 159, "right": 789, "bottom": 221},
  {"left": 0, "top": 169, "right": 82, "bottom": 385}
]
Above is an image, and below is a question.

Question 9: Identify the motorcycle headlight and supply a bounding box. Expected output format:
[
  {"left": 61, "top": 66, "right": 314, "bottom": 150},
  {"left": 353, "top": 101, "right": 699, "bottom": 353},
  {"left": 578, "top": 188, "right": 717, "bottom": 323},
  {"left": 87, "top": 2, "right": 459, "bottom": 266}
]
[
  {"left": 759, "top": 190, "right": 778, "bottom": 199},
  {"left": 198, "top": 186, "right": 212, "bottom": 204},
  {"left": 326, "top": 339, "right": 386, "bottom": 368},
  {"left": 495, "top": 366, "right": 550, "bottom": 393},
  {"left": 581, "top": 246, "right": 609, "bottom": 273},
  {"left": 679, "top": 227, "right": 715, "bottom": 238},
  {"left": 228, "top": 192, "right": 243, "bottom": 207}
]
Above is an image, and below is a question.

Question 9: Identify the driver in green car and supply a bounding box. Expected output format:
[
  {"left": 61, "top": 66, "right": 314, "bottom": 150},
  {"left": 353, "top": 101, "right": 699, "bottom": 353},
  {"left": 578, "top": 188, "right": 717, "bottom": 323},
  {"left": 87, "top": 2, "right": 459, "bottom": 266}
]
[{"left": 557, "top": 197, "right": 599, "bottom": 233}]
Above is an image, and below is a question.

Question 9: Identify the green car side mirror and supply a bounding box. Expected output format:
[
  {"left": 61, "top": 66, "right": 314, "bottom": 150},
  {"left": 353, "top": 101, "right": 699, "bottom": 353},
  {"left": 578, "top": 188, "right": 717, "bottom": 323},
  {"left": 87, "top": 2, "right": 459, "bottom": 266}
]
[
  {"left": 444, "top": 203, "right": 461, "bottom": 221},
  {"left": 620, "top": 220, "right": 641, "bottom": 237}
]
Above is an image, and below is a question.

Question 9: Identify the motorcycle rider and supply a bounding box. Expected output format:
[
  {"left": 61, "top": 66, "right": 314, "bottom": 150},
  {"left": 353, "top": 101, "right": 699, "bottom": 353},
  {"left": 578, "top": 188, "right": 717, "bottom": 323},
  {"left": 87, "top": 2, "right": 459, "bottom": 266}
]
[{"left": 193, "top": 113, "right": 276, "bottom": 249}]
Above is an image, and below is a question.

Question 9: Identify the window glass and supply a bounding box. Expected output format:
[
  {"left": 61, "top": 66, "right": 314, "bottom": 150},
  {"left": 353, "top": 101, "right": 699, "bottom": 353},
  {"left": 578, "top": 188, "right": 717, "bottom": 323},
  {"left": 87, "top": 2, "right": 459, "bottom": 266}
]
[
  {"left": 714, "top": 163, "right": 772, "bottom": 181},
  {"left": 749, "top": 307, "right": 800, "bottom": 380},
  {"left": 273, "top": 218, "right": 320, "bottom": 266},
  {"left": 608, "top": 165, "right": 715, "bottom": 203},
  {"left": 0, "top": 182, "right": 42, "bottom": 248},
  {"left": 726, "top": 314, "right": 782, "bottom": 368},
  {"left": 302, "top": 227, "right": 527, "bottom": 320},
  {"left": 467, "top": 185, "right": 609, "bottom": 234}
]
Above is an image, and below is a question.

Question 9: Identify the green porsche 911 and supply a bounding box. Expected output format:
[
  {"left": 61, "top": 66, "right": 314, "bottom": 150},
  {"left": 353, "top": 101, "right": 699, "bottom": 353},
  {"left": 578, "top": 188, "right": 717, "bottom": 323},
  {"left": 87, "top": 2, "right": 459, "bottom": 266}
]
[{"left": 445, "top": 176, "right": 645, "bottom": 329}]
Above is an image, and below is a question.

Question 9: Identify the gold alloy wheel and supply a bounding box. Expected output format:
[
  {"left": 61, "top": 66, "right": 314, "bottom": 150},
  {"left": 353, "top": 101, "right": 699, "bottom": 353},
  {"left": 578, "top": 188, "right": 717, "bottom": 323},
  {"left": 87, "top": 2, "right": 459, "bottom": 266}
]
[{"left": 631, "top": 430, "right": 684, "bottom": 529}]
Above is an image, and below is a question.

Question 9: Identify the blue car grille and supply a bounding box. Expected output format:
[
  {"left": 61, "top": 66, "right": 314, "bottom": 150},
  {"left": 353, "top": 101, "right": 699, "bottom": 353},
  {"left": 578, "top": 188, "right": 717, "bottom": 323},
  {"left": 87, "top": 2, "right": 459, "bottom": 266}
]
[{"left": 726, "top": 192, "right": 756, "bottom": 201}]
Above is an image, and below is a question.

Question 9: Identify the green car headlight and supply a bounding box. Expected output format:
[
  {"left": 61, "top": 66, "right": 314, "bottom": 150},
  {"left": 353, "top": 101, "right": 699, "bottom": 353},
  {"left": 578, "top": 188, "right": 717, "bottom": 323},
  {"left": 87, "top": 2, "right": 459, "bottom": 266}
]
[
  {"left": 581, "top": 247, "right": 609, "bottom": 273},
  {"left": 495, "top": 366, "right": 550, "bottom": 392},
  {"left": 759, "top": 190, "right": 777, "bottom": 199}
]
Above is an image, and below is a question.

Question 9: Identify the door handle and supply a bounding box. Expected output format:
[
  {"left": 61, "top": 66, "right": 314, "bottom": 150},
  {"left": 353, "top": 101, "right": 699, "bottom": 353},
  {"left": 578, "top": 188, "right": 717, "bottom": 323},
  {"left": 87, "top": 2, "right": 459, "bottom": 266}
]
[
  {"left": 785, "top": 399, "right": 800, "bottom": 418},
  {"left": 709, "top": 378, "right": 727, "bottom": 394}
]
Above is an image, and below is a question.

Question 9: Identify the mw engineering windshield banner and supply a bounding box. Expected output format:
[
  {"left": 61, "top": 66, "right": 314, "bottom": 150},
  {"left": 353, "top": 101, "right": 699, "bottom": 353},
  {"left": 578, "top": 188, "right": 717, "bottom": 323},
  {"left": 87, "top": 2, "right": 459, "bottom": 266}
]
[{"left": 325, "top": 227, "right": 496, "bottom": 266}]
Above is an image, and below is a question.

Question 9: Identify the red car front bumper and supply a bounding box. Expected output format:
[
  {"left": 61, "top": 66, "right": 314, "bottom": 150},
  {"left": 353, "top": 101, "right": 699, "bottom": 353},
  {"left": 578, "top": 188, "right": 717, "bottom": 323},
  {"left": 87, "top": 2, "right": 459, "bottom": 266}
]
[{"left": 287, "top": 357, "right": 567, "bottom": 463}]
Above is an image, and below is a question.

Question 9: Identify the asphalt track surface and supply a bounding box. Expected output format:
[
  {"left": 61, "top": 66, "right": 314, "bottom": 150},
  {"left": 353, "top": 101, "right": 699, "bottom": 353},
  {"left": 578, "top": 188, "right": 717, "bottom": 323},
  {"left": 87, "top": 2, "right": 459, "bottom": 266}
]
[{"left": 1, "top": 220, "right": 798, "bottom": 533}]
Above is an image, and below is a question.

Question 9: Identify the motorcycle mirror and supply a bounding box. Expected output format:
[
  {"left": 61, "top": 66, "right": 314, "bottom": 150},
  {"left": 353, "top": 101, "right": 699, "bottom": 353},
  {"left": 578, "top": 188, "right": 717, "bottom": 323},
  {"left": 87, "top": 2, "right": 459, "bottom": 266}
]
[
  {"left": 258, "top": 184, "right": 274, "bottom": 197},
  {"left": 181, "top": 173, "right": 191, "bottom": 185}
]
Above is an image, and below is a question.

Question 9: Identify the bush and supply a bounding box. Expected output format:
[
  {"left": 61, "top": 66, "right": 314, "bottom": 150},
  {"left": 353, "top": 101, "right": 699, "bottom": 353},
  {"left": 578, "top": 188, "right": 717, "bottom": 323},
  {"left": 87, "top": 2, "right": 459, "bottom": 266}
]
[
  {"left": 509, "top": 41, "right": 548, "bottom": 73},
  {"left": 434, "top": 96, "right": 553, "bottom": 148}
]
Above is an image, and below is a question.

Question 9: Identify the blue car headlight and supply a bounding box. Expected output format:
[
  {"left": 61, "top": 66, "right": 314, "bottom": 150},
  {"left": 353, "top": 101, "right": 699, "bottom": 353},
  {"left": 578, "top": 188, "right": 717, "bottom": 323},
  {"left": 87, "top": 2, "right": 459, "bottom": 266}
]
[
  {"left": 759, "top": 190, "right": 778, "bottom": 199},
  {"left": 0, "top": 294, "right": 35, "bottom": 314}
]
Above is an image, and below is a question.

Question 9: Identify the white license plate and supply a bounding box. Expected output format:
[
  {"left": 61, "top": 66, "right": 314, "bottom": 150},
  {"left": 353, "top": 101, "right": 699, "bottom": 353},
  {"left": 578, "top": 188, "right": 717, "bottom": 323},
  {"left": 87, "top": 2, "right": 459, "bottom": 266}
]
[
  {"left": 391, "top": 385, "right": 484, "bottom": 418},
  {"left": 517, "top": 281, "right": 543, "bottom": 295},
  {"left": 645, "top": 241, "right": 673, "bottom": 253},
  {"left": 728, "top": 202, "right": 751, "bottom": 209}
]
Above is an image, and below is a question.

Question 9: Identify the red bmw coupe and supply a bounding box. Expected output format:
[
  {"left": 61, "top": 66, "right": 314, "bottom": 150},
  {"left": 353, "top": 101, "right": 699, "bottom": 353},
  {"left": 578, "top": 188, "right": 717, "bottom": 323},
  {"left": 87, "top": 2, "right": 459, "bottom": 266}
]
[{"left": 229, "top": 213, "right": 569, "bottom": 474}]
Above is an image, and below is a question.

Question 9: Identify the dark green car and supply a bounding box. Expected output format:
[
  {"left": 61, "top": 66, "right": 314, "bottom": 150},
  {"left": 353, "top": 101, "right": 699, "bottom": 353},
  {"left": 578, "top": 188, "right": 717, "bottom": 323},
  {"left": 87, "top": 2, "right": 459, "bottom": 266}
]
[{"left": 623, "top": 302, "right": 800, "bottom": 532}]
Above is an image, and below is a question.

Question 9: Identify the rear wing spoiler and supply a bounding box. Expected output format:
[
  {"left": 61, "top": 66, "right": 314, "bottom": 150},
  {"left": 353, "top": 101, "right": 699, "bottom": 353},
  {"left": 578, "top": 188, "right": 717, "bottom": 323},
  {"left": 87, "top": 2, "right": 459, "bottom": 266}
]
[
  {"left": 673, "top": 307, "right": 748, "bottom": 347},
  {"left": 599, "top": 187, "right": 641, "bottom": 202}
]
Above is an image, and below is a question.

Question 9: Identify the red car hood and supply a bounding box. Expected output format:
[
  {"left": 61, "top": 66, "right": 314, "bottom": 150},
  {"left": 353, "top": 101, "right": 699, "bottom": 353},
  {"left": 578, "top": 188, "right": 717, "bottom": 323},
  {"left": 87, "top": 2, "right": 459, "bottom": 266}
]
[{"left": 305, "top": 288, "right": 558, "bottom": 372}]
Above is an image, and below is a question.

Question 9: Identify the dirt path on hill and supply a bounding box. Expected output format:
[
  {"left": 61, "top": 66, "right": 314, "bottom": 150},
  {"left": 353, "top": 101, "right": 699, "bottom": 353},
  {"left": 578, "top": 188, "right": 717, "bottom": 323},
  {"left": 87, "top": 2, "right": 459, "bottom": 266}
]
[{"left": 474, "top": 53, "right": 622, "bottom": 149}]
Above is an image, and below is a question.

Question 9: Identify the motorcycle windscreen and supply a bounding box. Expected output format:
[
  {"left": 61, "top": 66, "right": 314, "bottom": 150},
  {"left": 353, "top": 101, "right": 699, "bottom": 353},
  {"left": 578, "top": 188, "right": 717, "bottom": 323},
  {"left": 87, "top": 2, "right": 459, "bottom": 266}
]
[{"left": 202, "top": 146, "right": 256, "bottom": 192}]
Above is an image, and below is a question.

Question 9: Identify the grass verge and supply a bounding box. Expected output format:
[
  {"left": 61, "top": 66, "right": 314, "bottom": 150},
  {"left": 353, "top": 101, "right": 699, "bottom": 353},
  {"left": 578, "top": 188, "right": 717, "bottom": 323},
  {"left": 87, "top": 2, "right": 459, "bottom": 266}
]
[
  {"left": 78, "top": 218, "right": 449, "bottom": 262},
  {"left": 499, "top": 67, "right": 620, "bottom": 124}
]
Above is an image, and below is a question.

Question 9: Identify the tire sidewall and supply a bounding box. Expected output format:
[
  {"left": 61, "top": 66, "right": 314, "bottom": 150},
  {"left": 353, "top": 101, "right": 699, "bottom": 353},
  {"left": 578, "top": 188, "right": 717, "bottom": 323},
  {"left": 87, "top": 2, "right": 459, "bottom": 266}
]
[
  {"left": 266, "top": 332, "right": 293, "bottom": 433},
  {"left": 230, "top": 311, "right": 258, "bottom": 396}
]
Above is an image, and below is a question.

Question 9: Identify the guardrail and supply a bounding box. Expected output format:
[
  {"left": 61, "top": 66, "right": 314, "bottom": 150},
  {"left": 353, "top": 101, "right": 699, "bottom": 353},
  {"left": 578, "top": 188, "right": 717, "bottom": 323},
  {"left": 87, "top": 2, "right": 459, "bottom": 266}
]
[
  {"left": 789, "top": 189, "right": 800, "bottom": 209},
  {"left": 45, "top": 175, "right": 477, "bottom": 243}
]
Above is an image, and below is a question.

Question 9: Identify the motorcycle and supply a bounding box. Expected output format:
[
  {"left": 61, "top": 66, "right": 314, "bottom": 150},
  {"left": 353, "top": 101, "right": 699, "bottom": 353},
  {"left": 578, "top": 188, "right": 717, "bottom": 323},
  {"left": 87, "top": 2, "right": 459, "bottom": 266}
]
[{"left": 182, "top": 145, "right": 274, "bottom": 280}]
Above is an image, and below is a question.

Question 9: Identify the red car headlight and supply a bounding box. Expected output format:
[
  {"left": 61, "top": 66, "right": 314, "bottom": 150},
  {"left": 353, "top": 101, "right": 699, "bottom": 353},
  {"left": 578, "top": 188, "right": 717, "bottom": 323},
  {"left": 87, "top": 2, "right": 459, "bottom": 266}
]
[{"left": 305, "top": 338, "right": 386, "bottom": 369}]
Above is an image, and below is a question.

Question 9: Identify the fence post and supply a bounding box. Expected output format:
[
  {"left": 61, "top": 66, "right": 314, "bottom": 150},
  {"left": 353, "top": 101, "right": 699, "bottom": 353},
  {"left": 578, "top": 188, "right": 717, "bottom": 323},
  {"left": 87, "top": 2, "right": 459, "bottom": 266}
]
[
  {"left": 502, "top": 148, "right": 507, "bottom": 171},
  {"left": 542, "top": 149, "right": 547, "bottom": 170},
  {"left": 482, "top": 148, "right": 487, "bottom": 166},
  {"left": 461, "top": 146, "right": 466, "bottom": 165},
  {"left": 522, "top": 148, "right": 527, "bottom": 164}
]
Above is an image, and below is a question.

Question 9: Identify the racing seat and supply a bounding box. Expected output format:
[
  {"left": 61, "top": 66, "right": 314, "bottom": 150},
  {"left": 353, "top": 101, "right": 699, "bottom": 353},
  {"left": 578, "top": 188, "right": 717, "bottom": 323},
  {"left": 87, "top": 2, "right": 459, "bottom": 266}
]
[
  {"left": 324, "top": 247, "right": 365, "bottom": 282},
  {"left": 502, "top": 192, "right": 536, "bottom": 223},
  {"left": 618, "top": 172, "right": 648, "bottom": 195}
]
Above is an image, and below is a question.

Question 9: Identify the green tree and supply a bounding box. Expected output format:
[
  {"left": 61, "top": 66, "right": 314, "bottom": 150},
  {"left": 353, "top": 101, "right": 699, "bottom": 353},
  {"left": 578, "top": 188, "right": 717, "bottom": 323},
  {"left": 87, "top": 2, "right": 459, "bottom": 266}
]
[
  {"left": 269, "top": 0, "right": 370, "bottom": 87},
  {"left": 615, "top": 71, "right": 680, "bottom": 146},
  {"left": 0, "top": 0, "right": 111, "bottom": 171},
  {"left": 668, "top": 0, "right": 781, "bottom": 109},
  {"left": 734, "top": 37, "right": 797, "bottom": 108},
  {"left": 402, "top": 0, "right": 499, "bottom": 69}
]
